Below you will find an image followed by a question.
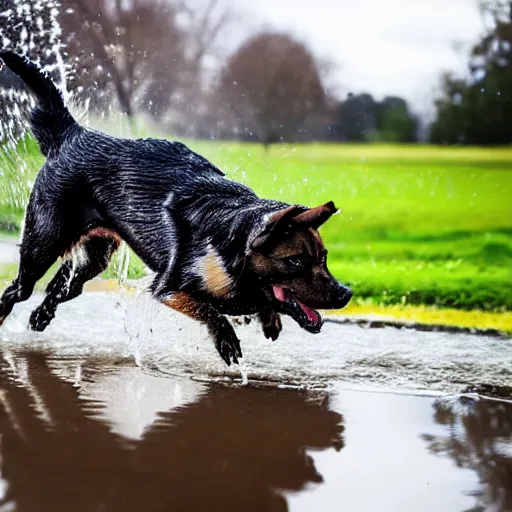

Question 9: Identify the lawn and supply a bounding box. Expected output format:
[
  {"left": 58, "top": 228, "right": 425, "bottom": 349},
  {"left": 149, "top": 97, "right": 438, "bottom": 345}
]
[{"left": 1, "top": 134, "right": 511, "bottom": 311}]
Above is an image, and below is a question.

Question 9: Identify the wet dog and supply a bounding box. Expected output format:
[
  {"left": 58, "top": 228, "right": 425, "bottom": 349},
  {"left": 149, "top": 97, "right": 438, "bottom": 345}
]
[{"left": 0, "top": 51, "right": 352, "bottom": 365}]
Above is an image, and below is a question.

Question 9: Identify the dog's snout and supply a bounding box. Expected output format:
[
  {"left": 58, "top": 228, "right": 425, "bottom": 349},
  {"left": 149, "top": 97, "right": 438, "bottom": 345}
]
[{"left": 334, "top": 285, "right": 352, "bottom": 309}]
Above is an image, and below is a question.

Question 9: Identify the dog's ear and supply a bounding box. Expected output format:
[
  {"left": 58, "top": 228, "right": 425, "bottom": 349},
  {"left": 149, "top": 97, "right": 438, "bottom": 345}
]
[
  {"left": 292, "top": 201, "right": 338, "bottom": 230},
  {"left": 251, "top": 205, "right": 304, "bottom": 251}
]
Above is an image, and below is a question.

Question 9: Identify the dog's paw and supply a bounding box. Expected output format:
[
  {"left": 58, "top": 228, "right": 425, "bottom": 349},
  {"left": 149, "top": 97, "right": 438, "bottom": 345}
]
[
  {"left": 28, "top": 308, "right": 52, "bottom": 332},
  {"left": 260, "top": 310, "right": 282, "bottom": 341},
  {"left": 215, "top": 326, "right": 243, "bottom": 366}
]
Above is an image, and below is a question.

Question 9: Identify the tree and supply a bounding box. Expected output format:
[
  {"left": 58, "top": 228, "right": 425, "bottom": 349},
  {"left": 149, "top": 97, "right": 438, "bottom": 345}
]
[
  {"left": 335, "top": 93, "right": 378, "bottom": 142},
  {"left": 429, "top": 73, "right": 469, "bottom": 144},
  {"left": 60, "top": 0, "right": 188, "bottom": 120},
  {"left": 328, "top": 94, "right": 417, "bottom": 143},
  {"left": 60, "top": 0, "right": 233, "bottom": 123},
  {"left": 218, "top": 32, "right": 327, "bottom": 146},
  {"left": 430, "top": 0, "right": 512, "bottom": 144},
  {"left": 376, "top": 96, "right": 418, "bottom": 143},
  {"left": 423, "top": 396, "right": 512, "bottom": 510}
]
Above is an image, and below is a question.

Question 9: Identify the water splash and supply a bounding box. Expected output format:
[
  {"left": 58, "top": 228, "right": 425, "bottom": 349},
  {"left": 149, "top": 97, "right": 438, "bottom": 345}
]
[
  {"left": 20, "top": 1, "right": 68, "bottom": 91},
  {"left": 0, "top": 0, "right": 73, "bottom": 246},
  {"left": 0, "top": 0, "right": 71, "bottom": 140},
  {"left": 0, "top": 0, "right": 134, "bottom": 284},
  {"left": 1, "top": 291, "right": 511, "bottom": 392}
]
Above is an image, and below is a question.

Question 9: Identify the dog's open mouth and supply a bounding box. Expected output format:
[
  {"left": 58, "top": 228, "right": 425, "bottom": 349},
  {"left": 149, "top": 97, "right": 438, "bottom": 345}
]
[{"left": 272, "top": 286, "right": 323, "bottom": 333}]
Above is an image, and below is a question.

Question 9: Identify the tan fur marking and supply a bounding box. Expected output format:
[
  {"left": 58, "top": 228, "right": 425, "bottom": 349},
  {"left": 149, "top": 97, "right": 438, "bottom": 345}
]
[
  {"left": 197, "top": 246, "right": 233, "bottom": 298},
  {"left": 86, "top": 227, "right": 123, "bottom": 245},
  {"left": 62, "top": 228, "right": 122, "bottom": 260},
  {"left": 163, "top": 292, "right": 205, "bottom": 321},
  {"left": 163, "top": 293, "right": 227, "bottom": 337}
]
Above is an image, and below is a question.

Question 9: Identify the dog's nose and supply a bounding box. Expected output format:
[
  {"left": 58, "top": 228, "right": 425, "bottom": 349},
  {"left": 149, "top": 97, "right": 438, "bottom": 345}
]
[{"left": 335, "top": 285, "right": 352, "bottom": 309}]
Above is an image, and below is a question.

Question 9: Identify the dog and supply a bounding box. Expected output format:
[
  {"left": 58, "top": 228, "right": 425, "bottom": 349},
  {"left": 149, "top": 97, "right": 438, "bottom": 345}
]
[{"left": 0, "top": 51, "right": 352, "bottom": 366}]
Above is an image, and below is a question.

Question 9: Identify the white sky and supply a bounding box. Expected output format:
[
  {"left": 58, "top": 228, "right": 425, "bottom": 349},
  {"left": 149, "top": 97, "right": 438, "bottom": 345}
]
[{"left": 240, "top": 0, "right": 486, "bottom": 118}]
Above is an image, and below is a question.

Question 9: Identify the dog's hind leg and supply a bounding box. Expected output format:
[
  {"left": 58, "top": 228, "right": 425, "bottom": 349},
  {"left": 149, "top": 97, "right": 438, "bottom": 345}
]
[
  {"left": 29, "top": 230, "right": 121, "bottom": 332},
  {"left": 0, "top": 204, "right": 70, "bottom": 327},
  {"left": 161, "top": 292, "right": 243, "bottom": 366}
]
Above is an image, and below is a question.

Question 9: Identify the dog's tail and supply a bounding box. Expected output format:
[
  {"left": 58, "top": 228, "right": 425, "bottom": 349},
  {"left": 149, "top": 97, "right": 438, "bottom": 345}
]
[{"left": 0, "top": 51, "right": 77, "bottom": 156}]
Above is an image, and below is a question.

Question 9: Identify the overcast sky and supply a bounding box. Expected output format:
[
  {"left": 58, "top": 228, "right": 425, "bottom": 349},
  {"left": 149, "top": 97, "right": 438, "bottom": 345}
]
[{"left": 240, "top": 0, "right": 486, "bottom": 118}]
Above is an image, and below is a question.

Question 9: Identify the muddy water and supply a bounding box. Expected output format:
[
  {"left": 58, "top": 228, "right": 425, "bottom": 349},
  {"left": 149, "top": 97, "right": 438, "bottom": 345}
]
[
  {"left": 0, "top": 350, "right": 509, "bottom": 511},
  {"left": 0, "top": 286, "right": 511, "bottom": 510}
]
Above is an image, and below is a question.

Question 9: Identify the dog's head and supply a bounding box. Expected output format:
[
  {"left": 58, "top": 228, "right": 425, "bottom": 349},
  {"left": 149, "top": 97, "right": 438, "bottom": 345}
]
[{"left": 248, "top": 201, "right": 352, "bottom": 333}]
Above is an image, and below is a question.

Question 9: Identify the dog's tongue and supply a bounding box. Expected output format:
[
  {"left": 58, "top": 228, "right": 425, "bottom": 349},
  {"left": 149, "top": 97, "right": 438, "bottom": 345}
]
[
  {"left": 296, "top": 300, "right": 320, "bottom": 323},
  {"left": 272, "top": 286, "right": 288, "bottom": 302},
  {"left": 272, "top": 286, "right": 320, "bottom": 324}
]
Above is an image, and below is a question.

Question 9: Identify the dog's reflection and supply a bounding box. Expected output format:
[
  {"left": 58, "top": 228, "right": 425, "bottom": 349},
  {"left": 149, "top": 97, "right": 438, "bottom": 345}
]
[
  {"left": 423, "top": 395, "right": 512, "bottom": 511},
  {"left": 0, "top": 350, "right": 344, "bottom": 512}
]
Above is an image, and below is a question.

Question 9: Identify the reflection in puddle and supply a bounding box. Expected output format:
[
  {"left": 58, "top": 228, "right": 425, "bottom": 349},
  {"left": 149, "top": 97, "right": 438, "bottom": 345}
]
[
  {"left": 77, "top": 367, "right": 206, "bottom": 440},
  {"left": 290, "top": 390, "right": 481, "bottom": 512},
  {"left": 0, "top": 348, "right": 510, "bottom": 511},
  {"left": 0, "top": 349, "right": 343, "bottom": 512},
  {"left": 423, "top": 396, "right": 512, "bottom": 511}
]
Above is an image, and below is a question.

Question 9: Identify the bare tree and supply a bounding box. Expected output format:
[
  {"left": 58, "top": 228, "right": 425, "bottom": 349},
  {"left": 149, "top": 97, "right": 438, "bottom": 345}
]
[
  {"left": 180, "top": 0, "right": 235, "bottom": 71},
  {"left": 60, "top": 0, "right": 235, "bottom": 125},
  {"left": 218, "top": 32, "right": 327, "bottom": 146},
  {"left": 60, "top": 0, "right": 190, "bottom": 121},
  {"left": 156, "top": 0, "right": 238, "bottom": 134}
]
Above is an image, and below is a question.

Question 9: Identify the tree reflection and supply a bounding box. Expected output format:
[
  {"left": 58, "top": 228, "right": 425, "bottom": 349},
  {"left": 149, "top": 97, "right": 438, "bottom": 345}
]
[
  {"left": 423, "top": 396, "right": 512, "bottom": 511},
  {"left": 0, "top": 350, "right": 344, "bottom": 512}
]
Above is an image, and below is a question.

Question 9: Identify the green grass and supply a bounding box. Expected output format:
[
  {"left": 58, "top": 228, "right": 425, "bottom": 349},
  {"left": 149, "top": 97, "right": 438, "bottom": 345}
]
[
  {"left": 1, "top": 133, "right": 511, "bottom": 311},
  {"left": 0, "top": 136, "right": 41, "bottom": 232}
]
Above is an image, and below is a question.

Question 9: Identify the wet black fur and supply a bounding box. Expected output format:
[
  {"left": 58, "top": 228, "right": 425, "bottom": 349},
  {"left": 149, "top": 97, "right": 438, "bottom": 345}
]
[{"left": 0, "top": 51, "right": 318, "bottom": 364}]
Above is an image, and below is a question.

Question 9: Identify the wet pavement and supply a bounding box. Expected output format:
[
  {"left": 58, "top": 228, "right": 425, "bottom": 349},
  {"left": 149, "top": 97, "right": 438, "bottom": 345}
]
[
  {"left": 0, "top": 240, "right": 18, "bottom": 265},
  {"left": 1, "top": 290, "right": 511, "bottom": 392}
]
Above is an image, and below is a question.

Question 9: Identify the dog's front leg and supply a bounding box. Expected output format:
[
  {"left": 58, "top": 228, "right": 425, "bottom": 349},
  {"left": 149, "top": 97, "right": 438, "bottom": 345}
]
[
  {"left": 258, "top": 309, "right": 282, "bottom": 341},
  {"left": 162, "top": 292, "right": 242, "bottom": 366}
]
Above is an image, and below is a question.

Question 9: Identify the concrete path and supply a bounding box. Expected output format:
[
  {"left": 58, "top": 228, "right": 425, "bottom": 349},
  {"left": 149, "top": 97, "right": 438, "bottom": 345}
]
[{"left": 0, "top": 240, "right": 19, "bottom": 265}]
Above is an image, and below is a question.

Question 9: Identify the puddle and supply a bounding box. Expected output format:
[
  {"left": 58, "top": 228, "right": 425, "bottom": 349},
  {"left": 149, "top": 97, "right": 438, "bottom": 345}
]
[{"left": 0, "top": 350, "right": 509, "bottom": 511}]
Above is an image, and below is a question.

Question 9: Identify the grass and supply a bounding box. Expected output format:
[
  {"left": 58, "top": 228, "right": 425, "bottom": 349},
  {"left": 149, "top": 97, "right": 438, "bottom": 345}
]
[
  {"left": 190, "top": 141, "right": 512, "bottom": 312},
  {"left": 1, "top": 131, "right": 511, "bottom": 313}
]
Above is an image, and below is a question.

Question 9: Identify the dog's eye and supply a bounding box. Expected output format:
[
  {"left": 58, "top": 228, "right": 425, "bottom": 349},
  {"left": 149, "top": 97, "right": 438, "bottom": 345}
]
[{"left": 284, "top": 255, "right": 306, "bottom": 268}]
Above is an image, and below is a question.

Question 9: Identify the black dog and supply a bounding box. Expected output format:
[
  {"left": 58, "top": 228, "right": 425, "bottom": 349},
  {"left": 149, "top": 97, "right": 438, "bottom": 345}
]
[{"left": 0, "top": 51, "right": 352, "bottom": 365}]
